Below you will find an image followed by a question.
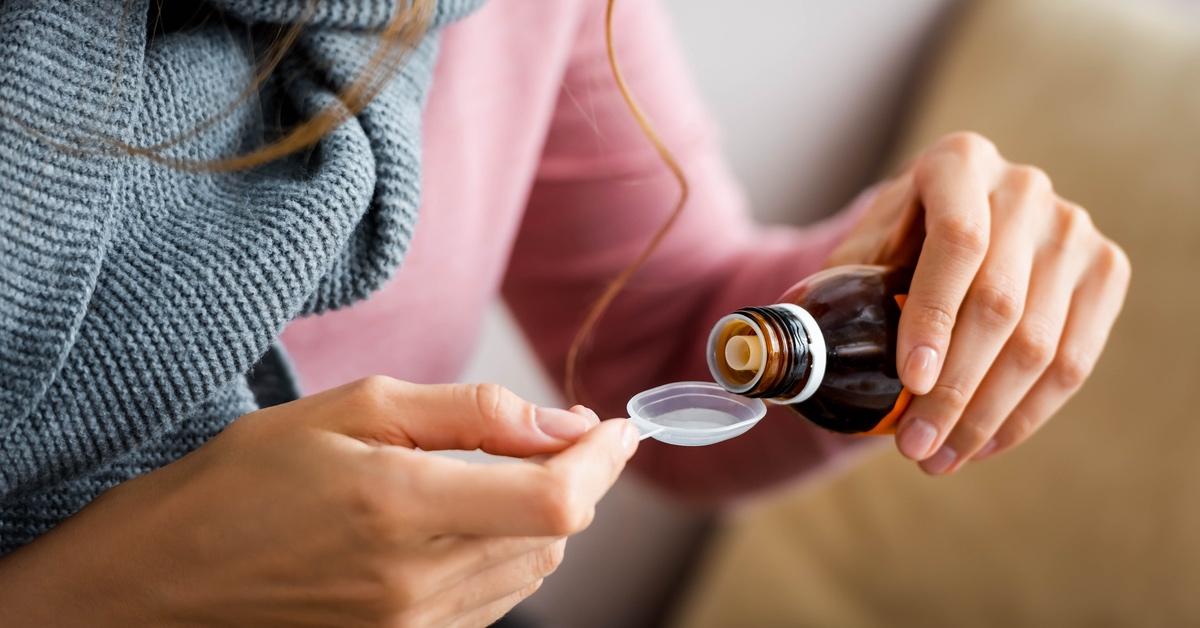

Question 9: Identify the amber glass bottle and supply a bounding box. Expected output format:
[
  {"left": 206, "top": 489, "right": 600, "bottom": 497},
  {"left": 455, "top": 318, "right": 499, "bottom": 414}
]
[{"left": 706, "top": 265, "right": 914, "bottom": 435}]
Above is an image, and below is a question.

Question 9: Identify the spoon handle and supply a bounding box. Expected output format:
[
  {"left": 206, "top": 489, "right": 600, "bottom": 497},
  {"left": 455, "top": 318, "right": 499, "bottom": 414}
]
[{"left": 638, "top": 427, "right": 665, "bottom": 441}]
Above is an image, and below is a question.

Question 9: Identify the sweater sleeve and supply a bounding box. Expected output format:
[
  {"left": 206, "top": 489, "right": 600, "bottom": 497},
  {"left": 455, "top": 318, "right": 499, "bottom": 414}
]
[
  {"left": 0, "top": 1, "right": 469, "bottom": 507},
  {"left": 502, "top": 0, "right": 875, "bottom": 503}
]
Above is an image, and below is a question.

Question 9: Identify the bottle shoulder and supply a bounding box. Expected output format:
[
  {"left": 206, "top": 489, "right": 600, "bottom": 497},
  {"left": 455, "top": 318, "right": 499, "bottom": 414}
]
[{"left": 779, "top": 265, "right": 911, "bottom": 325}]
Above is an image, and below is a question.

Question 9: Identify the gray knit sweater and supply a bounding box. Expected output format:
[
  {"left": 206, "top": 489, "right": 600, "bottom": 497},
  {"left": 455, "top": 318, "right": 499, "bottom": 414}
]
[{"left": 0, "top": 0, "right": 480, "bottom": 554}]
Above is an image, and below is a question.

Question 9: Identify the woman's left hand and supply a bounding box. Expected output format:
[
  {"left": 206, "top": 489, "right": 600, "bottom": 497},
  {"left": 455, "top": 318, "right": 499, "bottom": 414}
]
[{"left": 827, "top": 131, "right": 1131, "bottom": 475}]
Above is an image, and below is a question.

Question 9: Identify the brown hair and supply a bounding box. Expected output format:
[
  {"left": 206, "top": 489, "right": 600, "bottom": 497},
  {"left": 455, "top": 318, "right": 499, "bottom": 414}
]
[
  {"left": 83, "top": 0, "right": 683, "bottom": 405},
  {"left": 563, "top": 0, "right": 688, "bottom": 404},
  {"left": 20, "top": 1, "right": 435, "bottom": 172},
  {"left": 60, "top": 0, "right": 431, "bottom": 172},
  {"left": 182, "top": 0, "right": 689, "bottom": 405}
]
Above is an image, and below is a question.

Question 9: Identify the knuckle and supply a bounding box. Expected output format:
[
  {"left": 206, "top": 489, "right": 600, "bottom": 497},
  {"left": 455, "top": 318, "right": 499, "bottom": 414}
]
[
  {"left": 1002, "top": 409, "right": 1039, "bottom": 446},
  {"left": 970, "top": 281, "right": 1023, "bottom": 328},
  {"left": 350, "top": 375, "right": 401, "bottom": 407},
  {"left": 1007, "top": 165, "right": 1053, "bottom": 196},
  {"left": 470, "top": 382, "right": 506, "bottom": 420},
  {"left": 1010, "top": 322, "right": 1058, "bottom": 372},
  {"left": 345, "top": 477, "right": 382, "bottom": 526},
  {"left": 1096, "top": 238, "right": 1133, "bottom": 284},
  {"left": 914, "top": 302, "right": 957, "bottom": 340},
  {"left": 953, "top": 420, "right": 994, "bottom": 450},
  {"left": 934, "top": 212, "right": 989, "bottom": 256},
  {"left": 1052, "top": 350, "right": 1094, "bottom": 390},
  {"left": 536, "top": 475, "right": 588, "bottom": 535},
  {"left": 1055, "top": 202, "right": 1095, "bottom": 249},
  {"left": 939, "top": 131, "right": 998, "bottom": 162},
  {"left": 932, "top": 380, "right": 971, "bottom": 414},
  {"left": 345, "top": 484, "right": 402, "bottom": 551},
  {"left": 467, "top": 383, "right": 530, "bottom": 425},
  {"left": 1065, "top": 202, "right": 1095, "bottom": 228}
]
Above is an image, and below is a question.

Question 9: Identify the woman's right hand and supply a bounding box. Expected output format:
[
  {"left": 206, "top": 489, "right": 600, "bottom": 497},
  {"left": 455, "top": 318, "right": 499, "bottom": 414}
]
[{"left": 0, "top": 378, "right": 637, "bottom": 628}]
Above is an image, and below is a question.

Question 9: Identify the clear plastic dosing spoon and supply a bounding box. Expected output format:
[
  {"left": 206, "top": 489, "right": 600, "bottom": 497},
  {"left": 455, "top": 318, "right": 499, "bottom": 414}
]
[
  {"left": 626, "top": 382, "right": 768, "bottom": 447},
  {"left": 637, "top": 427, "right": 667, "bottom": 442}
]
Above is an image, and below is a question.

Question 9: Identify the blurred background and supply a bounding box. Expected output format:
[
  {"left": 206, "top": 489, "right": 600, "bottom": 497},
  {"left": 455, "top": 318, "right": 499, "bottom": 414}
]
[{"left": 463, "top": 0, "right": 1200, "bottom": 625}]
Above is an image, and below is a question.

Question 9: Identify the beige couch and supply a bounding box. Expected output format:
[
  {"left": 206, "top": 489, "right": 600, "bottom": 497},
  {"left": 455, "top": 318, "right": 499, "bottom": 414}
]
[{"left": 670, "top": 0, "right": 1200, "bottom": 625}]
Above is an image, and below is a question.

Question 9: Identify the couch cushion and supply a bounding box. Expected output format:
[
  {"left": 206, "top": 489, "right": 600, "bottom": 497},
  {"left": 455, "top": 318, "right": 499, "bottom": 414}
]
[{"left": 671, "top": 0, "right": 1200, "bottom": 625}]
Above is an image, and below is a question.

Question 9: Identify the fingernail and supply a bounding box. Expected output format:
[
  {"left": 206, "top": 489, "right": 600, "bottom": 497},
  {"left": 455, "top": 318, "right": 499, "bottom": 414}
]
[
  {"left": 903, "top": 346, "right": 939, "bottom": 394},
  {"left": 974, "top": 438, "right": 998, "bottom": 460},
  {"left": 898, "top": 418, "right": 938, "bottom": 459},
  {"left": 535, "top": 407, "right": 589, "bottom": 441},
  {"left": 620, "top": 421, "right": 639, "bottom": 456},
  {"left": 569, "top": 405, "right": 601, "bottom": 426},
  {"left": 921, "top": 446, "right": 958, "bottom": 475}
]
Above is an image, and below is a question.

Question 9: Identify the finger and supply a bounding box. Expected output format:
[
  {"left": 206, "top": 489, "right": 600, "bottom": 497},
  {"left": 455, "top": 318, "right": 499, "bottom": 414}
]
[
  {"left": 329, "top": 378, "right": 592, "bottom": 456},
  {"left": 897, "top": 133, "right": 1001, "bottom": 395},
  {"left": 520, "top": 405, "right": 600, "bottom": 464},
  {"left": 896, "top": 166, "right": 1047, "bottom": 469},
  {"left": 569, "top": 405, "right": 601, "bottom": 427},
  {"left": 391, "top": 419, "right": 638, "bottom": 536},
  {"left": 982, "top": 238, "right": 1131, "bottom": 458},
  {"left": 420, "top": 535, "right": 561, "bottom": 595},
  {"left": 368, "top": 536, "right": 556, "bottom": 609},
  {"left": 448, "top": 578, "right": 545, "bottom": 628},
  {"left": 427, "top": 539, "right": 565, "bottom": 627},
  {"left": 940, "top": 202, "right": 1093, "bottom": 464}
]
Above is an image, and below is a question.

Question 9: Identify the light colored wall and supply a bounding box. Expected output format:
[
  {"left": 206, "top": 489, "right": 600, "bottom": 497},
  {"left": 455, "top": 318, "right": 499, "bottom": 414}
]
[{"left": 657, "top": 0, "right": 952, "bottom": 222}]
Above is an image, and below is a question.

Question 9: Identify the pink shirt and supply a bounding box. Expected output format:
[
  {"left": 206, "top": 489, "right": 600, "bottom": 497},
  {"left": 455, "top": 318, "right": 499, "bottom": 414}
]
[{"left": 282, "top": 0, "right": 868, "bottom": 500}]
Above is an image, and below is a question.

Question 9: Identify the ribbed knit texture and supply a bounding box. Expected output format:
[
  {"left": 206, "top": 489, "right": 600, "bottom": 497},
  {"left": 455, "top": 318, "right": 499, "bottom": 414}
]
[{"left": 0, "top": 0, "right": 481, "bottom": 554}]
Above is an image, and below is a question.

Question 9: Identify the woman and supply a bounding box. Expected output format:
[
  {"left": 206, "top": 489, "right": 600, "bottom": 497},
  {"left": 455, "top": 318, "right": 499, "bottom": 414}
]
[{"left": 0, "top": 0, "right": 1129, "bottom": 626}]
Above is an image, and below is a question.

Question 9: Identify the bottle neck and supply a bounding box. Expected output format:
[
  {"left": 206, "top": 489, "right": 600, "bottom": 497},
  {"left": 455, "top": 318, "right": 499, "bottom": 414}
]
[{"left": 707, "top": 304, "right": 826, "bottom": 403}]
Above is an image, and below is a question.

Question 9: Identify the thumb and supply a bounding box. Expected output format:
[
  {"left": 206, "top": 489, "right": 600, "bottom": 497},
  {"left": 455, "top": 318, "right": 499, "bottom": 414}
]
[
  {"left": 825, "top": 178, "right": 920, "bottom": 268},
  {"left": 878, "top": 197, "right": 926, "bottom": 268},
  {"left": 326, "top": 378, "right": 597, "bottom": 457}
]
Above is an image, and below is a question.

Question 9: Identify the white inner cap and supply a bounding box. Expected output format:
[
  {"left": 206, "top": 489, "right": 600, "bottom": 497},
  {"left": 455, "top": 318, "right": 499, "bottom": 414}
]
[
  {"left": 724, "top": 335, "right": 764, "bottom": 372},
  {"left": 706, "top": 313, "right": 768, "bottom": 394}
]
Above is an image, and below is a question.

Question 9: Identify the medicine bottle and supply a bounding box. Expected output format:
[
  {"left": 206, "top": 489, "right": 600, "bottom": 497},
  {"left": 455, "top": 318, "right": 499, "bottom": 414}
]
[{"left": 706, "top": 265, "right": 913, "bottom": 435}]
